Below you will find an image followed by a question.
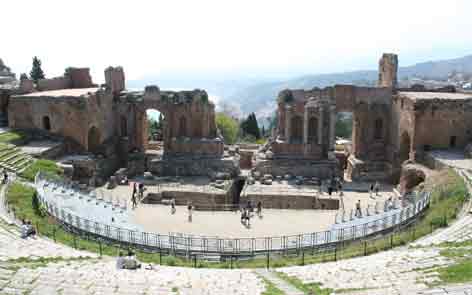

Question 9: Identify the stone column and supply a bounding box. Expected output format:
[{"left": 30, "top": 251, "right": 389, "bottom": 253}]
[
  {"left": 318, "top": 106, "right": 323, "bottom": 145},
  {"left": 303, "top": 108, "right": 309, "bottom": 144},
  {"left": 329, "top": 105, "right": 336, "bottom": 149},
  {"left": 285, "top": 105, "right": 292, "bottom": 142}
]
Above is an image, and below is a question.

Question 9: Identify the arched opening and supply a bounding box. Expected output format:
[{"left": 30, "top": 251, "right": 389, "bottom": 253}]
[
  {"left": 290, "top": 115, "right": 303, "bottom": 143},
  {"left": 145, "top": 109, "right": 164, "bottom": 152},
  {"left": 42, "top": 116, "right": 51, "bottom": 131},
  {"left": 308, "top": 116, "right": 318, "bottom": 143},
  {"left": 374, "top": 118, "right": 383, "bottom": 140},
  {"left": 120, "top": 116, "right": 127, "bottom": 137},
  {"left": 88, "top": 126, "right": 101, "bottom": 153},
  {"left": 179, "top": 116, "right": 187, "bottom": 137},
  {"left": 399, "top": 132, "right": 411, "bottom": 163}
]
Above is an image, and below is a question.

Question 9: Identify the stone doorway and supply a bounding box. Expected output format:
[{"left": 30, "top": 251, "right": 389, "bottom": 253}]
[{"left": 42, "top": 116, "right": 51, "bottom": 131}]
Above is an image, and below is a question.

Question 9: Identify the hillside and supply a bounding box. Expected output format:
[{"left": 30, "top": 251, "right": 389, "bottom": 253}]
[{"left": 230, "top": 54, "right": 472, "bottom": 116}]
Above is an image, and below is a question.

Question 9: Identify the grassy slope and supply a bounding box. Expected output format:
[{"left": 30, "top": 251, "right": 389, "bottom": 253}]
[{"left": 20, "top": 159, "right": 63, "bottom": 182}]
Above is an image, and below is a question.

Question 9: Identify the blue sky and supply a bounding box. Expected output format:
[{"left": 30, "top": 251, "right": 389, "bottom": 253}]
[{"left": 3, "top": 0, "right": 472, "bottom": 82}]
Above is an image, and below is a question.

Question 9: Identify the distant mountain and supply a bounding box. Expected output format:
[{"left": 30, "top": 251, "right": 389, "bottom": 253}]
[{"left": 230, "top": 54, "right": 472, "bottom": 117}]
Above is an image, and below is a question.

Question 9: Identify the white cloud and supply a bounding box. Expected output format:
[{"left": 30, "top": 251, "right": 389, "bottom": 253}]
[{"left": 3, "top": 0, "right": 472, "bottom": 82}]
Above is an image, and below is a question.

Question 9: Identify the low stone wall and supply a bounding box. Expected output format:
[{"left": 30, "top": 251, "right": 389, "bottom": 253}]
[
  {"left": 241, "top": 188, "right": 339, "bottom": 209},
  {"left": 149, "top": 156, "right": 240, "bottom": 177},
  {"left": 255, "top": 158, "right": 337, "bottom": 179}
]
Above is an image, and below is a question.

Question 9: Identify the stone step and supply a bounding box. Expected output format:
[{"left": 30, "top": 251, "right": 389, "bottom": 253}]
[
  {"left": 17, "top": 160, "right": 34, "bottom": 174},
  {"left": 8, "top": 154, "right": 31, "bottom": 166},
  {"left": 0, "top": 151, "right": 22, "bottom": 164},
  {"left": 15, "top": 158, "right": 33, "bottom": 169},
  {"left": 0, "top": 148, "right": 19, "bottom": 160}
]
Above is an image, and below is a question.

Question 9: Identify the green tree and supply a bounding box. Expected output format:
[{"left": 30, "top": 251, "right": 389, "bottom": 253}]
[
  {"left": 216, "top": 113, "right": 239, "bottom": 144},
  {"left": 240, "top": 113, "right": 261, "bottom": 140},
  {"left": 335, "top": 113, "right": 353, "bottom": 139},
  {"left": 30, "top": 56, "right": 45, "bottom": 83},
  {"left": 20, "top": 73, "right": 29, "bottom": 81}
]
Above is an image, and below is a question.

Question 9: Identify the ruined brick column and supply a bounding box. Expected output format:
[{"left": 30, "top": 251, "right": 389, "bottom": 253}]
[
  {"left": 318, "top": 106, "right": 323, "bottom": 145},
  {"left": 378, "top": 53, "right": 398, "bottom": 88},
  {"left": 285, "top": 105, "right": 292, "bottom": 142},
  {"left": 303, "top": 107, "right": 309, "bottom": 144},
  {"left": 329, "top": 105, "right": 336, "bottom": 149}
]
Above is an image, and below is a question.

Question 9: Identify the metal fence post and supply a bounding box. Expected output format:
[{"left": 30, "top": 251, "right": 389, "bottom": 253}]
[
  {"left": 364, "top": 241, "right": 367, "bottom": 256},
  {"left": 53, "top": 225, "right": 56, "bottom": 242},
  {"left": 334, "top": 245, "right": 337, "bottom": 261},
  {"left": 302, "top": 249, "right": 305, "bottom": 266},
  {"left": 266, "top": 252, "right": 270, "bottom": 269},
  {"left": 193, "top": 254, "right": 197, "bottom": 268},
  {"left": 390, "top": 234, "right": 393, "bottom": 248},
  {"left": 73, "top": 234, "right": 77, "bottom": 249},
  {"left": 159, "top": 249, "right": 162, "bottom": 265},
  {"left": 99, "top": 240, "right": 102, "bottom": 257}
]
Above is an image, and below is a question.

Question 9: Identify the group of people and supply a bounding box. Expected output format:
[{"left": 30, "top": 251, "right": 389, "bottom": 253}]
[
  {"left": 1, "top": 169, "right": 8, "bottom": 184},
  {"left": 116, "top": 250, "right": 141, "bottom": 270},
  {"left": 20, "top": 219, "right": 36, "bottom": 239},
  {"left": 240, "top": 201, "right": 262, "bottom": 227},
  {"left": 369, "top": 182, "right": 381, "bottom": 198},
  {"left": 131, "top": 182, "right": 146, "bottom": 209},
  {"left": 325, "top": 177, "right": 343, "bottom": 197}
]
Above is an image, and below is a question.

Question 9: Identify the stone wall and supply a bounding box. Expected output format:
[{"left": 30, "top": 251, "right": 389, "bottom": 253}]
[
  {"left": 36, "top": 77, "right": 70, "bottom": 91},
  {"left": 8, "top": 89, "right": 115, "bottom": 152},
  {"left": 105, "top": 66, "right": 125, "bottom": 94},
  {"left": 67, "top": 68, "right": 94, "bottom": 88}
]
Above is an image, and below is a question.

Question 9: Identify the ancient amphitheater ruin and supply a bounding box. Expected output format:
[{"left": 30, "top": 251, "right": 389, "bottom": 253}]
[{"left": 0, "top": 53, "right": 471, "bottom": 294}]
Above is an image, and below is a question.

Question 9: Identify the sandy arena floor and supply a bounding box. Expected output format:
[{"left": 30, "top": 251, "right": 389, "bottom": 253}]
[{"left": 93, "top": 181, "right": 395, "bottom": 238}]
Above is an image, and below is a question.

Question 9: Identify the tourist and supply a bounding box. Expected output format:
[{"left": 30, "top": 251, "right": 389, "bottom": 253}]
[
  {"left": 116, "top": 252, "right": 125, "bottom": 269},
  {"left": 338, "top": 182, "right": 343, "bottom": 196},
  {"left": 355, "top": 200, "right": 362, "bottom": 217},
  {"left": 328, "top": 186, "right": 333, "bottom": 196},
  {"left": 246, "top": 208, "right": 251, "bottom": 227},
  {"left": 2, "top": 171, "right": 8, "bottom": 184},
  {"left": 369, "top": 183, "right": 374, "bottom": 199},
  {"left": 374, "top": 181, "right": 380, "bottom": 196},
  {"left": 132, "top": 182, "right": 137, "bottom": 198},
  {"left": 247, "top": 200, "right": 253, "bottom": 212},
  {"left": 187, "top": 202, "right": 193, "bottom": 222},
  {"left": 21, "top": 220, "right": 35, "bottom": 239},
  {"left": 131, "top": 194, "right": 137, "bottom": 209},
  {"left": 139, "top": 183, "right": 145, "bottom": 200},
  {"left": 171, "top": 199, "right": 176, "bottom": 214},
  {"left": 256, "top": 201, "right": 262, "bottom": 217}
]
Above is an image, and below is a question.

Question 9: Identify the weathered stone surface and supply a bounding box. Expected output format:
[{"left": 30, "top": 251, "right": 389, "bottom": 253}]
[{"left": 399, "top": 164, "right": 426, "bottom": 194}]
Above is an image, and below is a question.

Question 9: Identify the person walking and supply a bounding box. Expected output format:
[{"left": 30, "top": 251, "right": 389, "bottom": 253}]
[
  {"left": 131, "top": 193, "right": 137, "bottom": 209},
  {"left": 139, "top": 183, "right": 145, "bottom": 200},
  {"left": 256, "top": 201, "right": 262, "bottom": 217},
  {"left": 374, "top": 181, "right": 380, "bottom": 196},
  {"left": 355, "top": 199, "right": 362, "bottom": 217},
  {"left": 187, "top": 202, "right": 193, "bottom": 222},
  {"left": 369, "top": 183, "right": 374, "bottom": 199},
  {"left": 171, "top": 199, "right": 176, "bottom": 214}
]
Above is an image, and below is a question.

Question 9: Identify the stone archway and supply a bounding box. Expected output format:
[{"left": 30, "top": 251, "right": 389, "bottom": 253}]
[
  {"left": 88, "top": 126, "right": 101, "bottom": 153},
  {"left": 400, "top": 132, "right": 411, "bottom": 163}
]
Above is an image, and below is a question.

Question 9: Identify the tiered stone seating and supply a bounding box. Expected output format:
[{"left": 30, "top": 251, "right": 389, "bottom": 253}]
[{"left": 0, "top": 144, "right": 34, "bottom": 173}]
